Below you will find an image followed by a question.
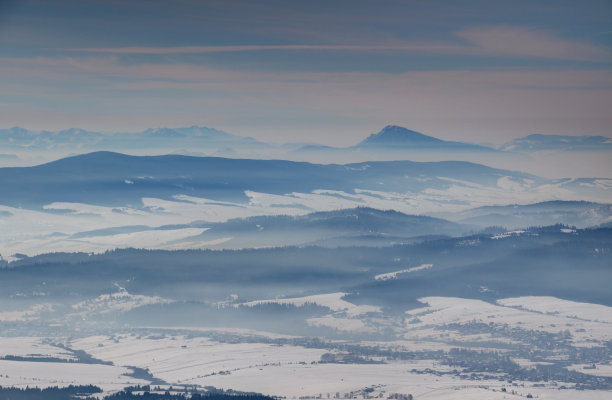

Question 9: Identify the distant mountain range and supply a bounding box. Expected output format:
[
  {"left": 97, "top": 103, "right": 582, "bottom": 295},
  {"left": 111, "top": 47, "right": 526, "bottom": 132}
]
[
  {"left": 501, "top": 134, "right": 612, "bottom": 152},
  {"left": 4, "top": 225, "right": 612, "bottom": 320},
  {"left": 44, "top": 201, "right": 612, "bottom": 254},
  {"left": 193, "top": 207, "right": 471, "bottom": 249},
  {"left": 1, "top": 151, "right": 609, "bottom": 217},
  {"left": 436, "top": 200, "right": 612, "bottom": 229},
  {"left": 1, "top": 151, "right": 610, "bottom": 258},
  {"left": 0, "top": 151, "right": 543, "bottom": 209},
  {"left": 183, "top": 202, "right": 612, "bottom": 247},
  {"left": 0, "top": 125, "right": 277, "bottom": 156},
  {"left": 2, "top": 125, "right": 609, "bottom": 162}
]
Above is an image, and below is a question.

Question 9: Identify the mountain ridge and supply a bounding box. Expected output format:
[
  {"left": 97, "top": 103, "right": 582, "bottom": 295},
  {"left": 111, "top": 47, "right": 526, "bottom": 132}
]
[
  {"left": 3, "top": 125, "right": 610, "bottom": 160},
  {"left": 0, "top": 150, "right": 540, "bottom": 209},
  {"left": 354, "top": 125, "right": 495, "bottom": 152},
  {"left": 500, "top": 133, "right": 612, "bottom": 152}
]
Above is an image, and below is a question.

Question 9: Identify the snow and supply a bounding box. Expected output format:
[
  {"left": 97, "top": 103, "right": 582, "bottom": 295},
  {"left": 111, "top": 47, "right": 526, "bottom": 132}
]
[
  {"left": 137, "top": 326, "right": 301, "bottom": 340},
  {"left": 1, "top": 169, "right": 608, "bottom": 257},
  {"left": 201, "top": 361, "right": 447, "bottom": 398},
  {"left": 70, "top": 334, "right": 328, "bottom": 386},
  {"left": 0, "top": 337, "right": 75, "bottom": 360},
  {"left": 64, "top": 334, "right": 548, "bottom": 399},
  {"left": 239, "top": 292, "right": 381, "bottom": 316},
  {"left": 566, "top": 363, "right": 612, "bottom": 377},
  {"left": 404, "top": 297, "right": 612, "bottom": 346},
  {"left": 69, "top": 286, "right": 173, "bottom": 319},
  {"left": 0, "top": 359, "right": 148, "bottom": 391},
  {"left": 491, "top": 230, "right": 525, "bottom": 239},
  {"left": 374, "top": 264, "right": 433, "bottom": 281},
  {"left": 142, "top": 357, "right": 611, "bottom": 400},
  {"left": 497, "top": 176, "right": 531, "bottom": 192},
  {"left": 497, "top": 296, "right": 612, "bottom": 324},
  {"left": 238, "top": 292, "right": 381, "bottom": 332},
  {"left": 0, "top": 304, "right": 53, "bottom": 322},
  {"left": 512, "top": 358, "right": 554, "bottom": 369},
  {"left": 2, "top": 331, "right": 611, "bottom": 399}
]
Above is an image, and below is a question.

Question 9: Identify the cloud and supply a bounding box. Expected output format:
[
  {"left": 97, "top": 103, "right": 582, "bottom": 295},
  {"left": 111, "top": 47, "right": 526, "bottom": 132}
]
[
  {"left": 54, "top": 26, "right": 612, "bottom": 62},
  {"left": 57, "top": 44, "right": 460, "bottom": 54},
  {"left": 456, "top": 26, "right": 612, "bottom": 62}
]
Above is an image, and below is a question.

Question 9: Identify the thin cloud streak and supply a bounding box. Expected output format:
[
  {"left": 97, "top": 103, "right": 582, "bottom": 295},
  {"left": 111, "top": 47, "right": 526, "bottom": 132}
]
[
  {"left": 54, "top": 26, "right": 612, "bottom": 62},
  {"left": 3, "top": 56, "right": 611, "bottom": 88},
  {"left": 456, "top": 26, "right": 612, "bottom": 62},
  {"left": 57, "top": 44, "right": 460, "bottom": 54}
]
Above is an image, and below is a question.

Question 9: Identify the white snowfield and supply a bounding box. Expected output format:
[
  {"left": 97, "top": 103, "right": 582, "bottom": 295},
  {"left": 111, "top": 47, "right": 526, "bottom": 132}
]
[
  {"left": 70, "top": 334, "right": 328, "bottom": 386},
  {"left": 1, "top": 296, "right": 611, "bottom": 398},
  {"left": 404, "top": 297, "right": 612, "bottom": 346},
  {"left": 238, "top": 292, "right": 381, "bottom": 317},
  {"left": 497, "top": 296, "right": 612, "bottom": 324},
  {"left": 566, "top": 363, "right": 612, "bottom": 378},
  {"left": 2, "top": 171, "right": 610, "bottom": 257},
  {"left": 0, "top": 359, "right": 148, "bottom": 391},
  {"left": 193, "top": 361, "right": 612, "bottom": 400},
  {"left": 238, "top": 292, "right": 382, "bottom": 333},
  {"left": 0, "top": 288, "right": 168, "bottom": 323},
  {"left": 65, "top": 333, "right": 611, "bottom": 400},
  {"left": 292, "top": 294, "right": 612, "bottom": 340},
  {"left": 0, "top": 337, "right": 75, "bottom": 360},
  {"left": 375, "top": 264, "right": 433, "bottom": 280},
  {"left": 0, "top": 304, "right": 53, "bottom": 322},
  {"left": 491, "top": 230, "right": 525, "bottom": 239},
  {"left": 2, "top": 353, "right": 608, "bottom": 400},
  {"left": 70, "top": 286, "right": 172, "bottom": 319}
]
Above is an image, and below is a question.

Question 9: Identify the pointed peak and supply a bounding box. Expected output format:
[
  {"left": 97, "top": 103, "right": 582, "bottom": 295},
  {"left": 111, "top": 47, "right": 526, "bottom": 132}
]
[
  {"left": 360, "top": 125, "right": 443, "bottom": 146},
  {"left": 380, "top": 125, "right": 420, "bottom": 133}
]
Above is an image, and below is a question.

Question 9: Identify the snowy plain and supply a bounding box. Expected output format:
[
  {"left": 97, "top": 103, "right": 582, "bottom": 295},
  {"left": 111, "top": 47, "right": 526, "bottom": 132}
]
[{"left": 1, "top": 295, "right": 611, "bottom": 398}]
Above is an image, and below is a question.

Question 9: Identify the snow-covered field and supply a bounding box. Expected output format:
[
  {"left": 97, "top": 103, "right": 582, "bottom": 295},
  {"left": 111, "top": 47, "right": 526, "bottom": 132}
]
[
  {"left": 71, "top": 334, "right": 328, "bottom": 385},
  {"left": 403, "top": 297, "right": 612, "bottom": 346},
  {"left": 498, "top": 296, "right": 612, "bottom": 324},
  {"left": 239, "top": 292, "right": 381, "bottom": 317},
  {"left": 237, "top": 292, "right": 384, "bottom": 333},
  {"left": 240, "top": 294, "right": 612, "bottom": 341},
  {"left": 567, "top": 364, "right": 612, "bottom": 378},
  {"left": 0, "top": 337, "right": 75, "bottom": 360},
  {"left": 0, "top": 334, "right": 610, "bottom": 400},
  {"left": 197, "top": 362, "right": 612, "bottom": 400},
  {"left": 0, "top": 359, "right": 148, "bottom": 391},
  {"left": 1, "top": 296, "right": 611, "bottom": 398}
]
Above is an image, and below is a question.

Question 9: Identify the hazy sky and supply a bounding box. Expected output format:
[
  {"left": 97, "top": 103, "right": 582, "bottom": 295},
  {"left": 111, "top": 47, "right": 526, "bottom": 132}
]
[{"left": 1, "top": 0, "right": 611, "bottom": 145}]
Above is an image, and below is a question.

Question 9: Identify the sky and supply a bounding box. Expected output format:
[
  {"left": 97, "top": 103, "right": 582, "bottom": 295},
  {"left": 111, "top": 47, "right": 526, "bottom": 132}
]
[{"left": 0, "top": 0, "right": 611, "bottom": 146}]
